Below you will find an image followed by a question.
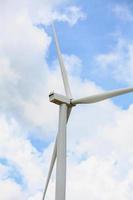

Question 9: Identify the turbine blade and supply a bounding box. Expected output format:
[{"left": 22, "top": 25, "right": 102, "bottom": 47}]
[
  {"left": 72, "top": 87, "right": 133, "bottom": 105},
  {"left": 42, "top": 106, "right": 72, "bottom": 200},
  {"left": 52, "top": 23, "right": 72, "bottom": 99},
  {"left": 67, "top": 106, "right": 72, "bottom": 121},
  {"left": 42, "top": 139, "right": 57, "bottom": 200}
]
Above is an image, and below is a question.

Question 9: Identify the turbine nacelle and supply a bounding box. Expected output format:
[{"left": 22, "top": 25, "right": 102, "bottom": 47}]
[{"left": 49, "top": 92, "right": 71, "bottom": 106}]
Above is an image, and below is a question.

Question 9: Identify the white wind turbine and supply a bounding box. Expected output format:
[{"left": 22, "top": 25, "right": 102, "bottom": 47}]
[{"left": 42, "top": 23, "right": 133, "bottom": 200}]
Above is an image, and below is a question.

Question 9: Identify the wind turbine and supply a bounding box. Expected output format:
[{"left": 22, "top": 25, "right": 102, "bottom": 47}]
[{"left": 42, "top": 23, "right": 133, "bottom": 200}]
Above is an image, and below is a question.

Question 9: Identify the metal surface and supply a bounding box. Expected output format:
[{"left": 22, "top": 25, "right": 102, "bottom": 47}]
[
  {"left": 42, "top": 139, "right": 57, "bottom": 200},
  {"left": 72, "top": 87, "right": 133, "bottom": 105},
  {"left": 52, "top": 23, "right": 72, "bottom": 99},
  {"left": 42, "top": 105, "right": 72, "bottom": 200},
  {"left": 56, "top": 104, "right": 67, "bottom": 200},
  {"left": 49, "top": 92, "right": 70, "bottom": 105}
]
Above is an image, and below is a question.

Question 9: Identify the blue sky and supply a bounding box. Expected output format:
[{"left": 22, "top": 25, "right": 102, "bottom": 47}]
[
  {"left": 0, "top": 0, "right": 133, "bottom": 199},
  {"left": 47, "top": 0, "right": 133, "bottom": 108}
]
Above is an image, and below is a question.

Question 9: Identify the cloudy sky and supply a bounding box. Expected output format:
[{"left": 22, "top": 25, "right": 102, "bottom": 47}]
[{"left": 0, "top": 0, "right": 133, "bottom": 199}]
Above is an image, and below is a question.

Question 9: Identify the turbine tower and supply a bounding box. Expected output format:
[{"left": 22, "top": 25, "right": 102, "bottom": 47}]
[{"left": 42, "top": 23, "right": 133, "bottom": 200}]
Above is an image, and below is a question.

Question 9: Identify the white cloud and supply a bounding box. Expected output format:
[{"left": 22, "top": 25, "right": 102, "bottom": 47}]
[
  {"left": 0, "top": 57, "right": 19, "bottom": 81},
  {"left": 0, "top": 179, "right": 26, "bottom": 200},
  {"left": 28, "top": 0, "right": 85, "bottom": 25},
  {"left": 0, "top": 164, "right": 9, "bottom": 180},
  {"left": 65, "top": 101, "right": 133, "bottom": 199},
  {"left": 67, "top": 156, "right": 132, "bottom": 200},
  {"left": 52, "top": 6, "right": 86, "bottom": 26},
  {"left": 95, "top": 38, "right": 133, "bottom": 84},
  {"left": 0, "top": 115, "right": 57, "bottom": 199},
  {"left": 102, "top": 104, "right": 133, "bottom": 154},
  {"left": 0, "top": 116, "right": 43, "bottom": 190},
  {"left": 113, "top": 4, "right": 133, "bottom": 21},
  {"left": 0, "top": 0, "right": 85, "bottom": 126}
]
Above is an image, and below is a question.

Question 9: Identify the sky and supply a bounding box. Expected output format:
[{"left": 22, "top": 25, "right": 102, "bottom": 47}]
[{"left": 0, "top": 0, "right": 133, "bottom": 199}]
